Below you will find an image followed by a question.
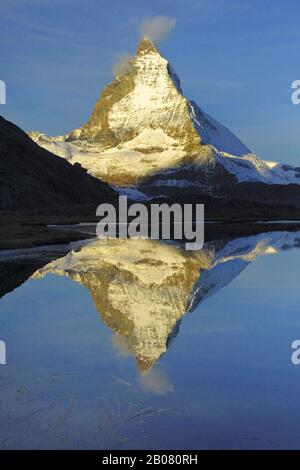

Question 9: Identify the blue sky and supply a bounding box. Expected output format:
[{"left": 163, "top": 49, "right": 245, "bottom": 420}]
[{"left": 1, "top": 0, "right": 300, "bottom": 164}]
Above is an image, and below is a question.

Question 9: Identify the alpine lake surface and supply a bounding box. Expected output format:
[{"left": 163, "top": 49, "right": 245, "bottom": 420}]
[{"left": 1, "top": 224, "right": 300, "bottom": 450}]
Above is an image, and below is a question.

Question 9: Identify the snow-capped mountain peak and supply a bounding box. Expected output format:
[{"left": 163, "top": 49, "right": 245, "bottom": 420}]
[
  {"left": 28, "top": 38, "right": 300, "bottom": 196},
  {"left": 136, "top": 37, "right": 160, "bottom": 55}
]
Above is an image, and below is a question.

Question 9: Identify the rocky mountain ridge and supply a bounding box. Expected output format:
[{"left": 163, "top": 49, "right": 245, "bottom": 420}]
[{"left": 28, "top": 38, "right": 300, "bottom": 207}]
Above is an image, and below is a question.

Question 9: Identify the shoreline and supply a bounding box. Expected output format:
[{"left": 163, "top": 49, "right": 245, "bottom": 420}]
[
  {"left": 2, "top": 218, "right": 300, "bottom": 251},
  {"left": 1, "top": 198, "right": 300, "bottom": 250}
]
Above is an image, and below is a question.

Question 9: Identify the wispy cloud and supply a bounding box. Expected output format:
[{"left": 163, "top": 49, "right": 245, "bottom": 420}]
[
  {"left": 139, "top": 16, "right": 176, "bottom": 43},
  {"left": 112, "top": 54, "right": 132, "bottom": 78},
  {"left": 110, "top": 15, "right": 177, "bottom": 78},
  {"left": 111, "top": 334, "right": 132, "bottom": 357},
  {"left": 139, "top": 368, "right": 174, "bottom": 395}
]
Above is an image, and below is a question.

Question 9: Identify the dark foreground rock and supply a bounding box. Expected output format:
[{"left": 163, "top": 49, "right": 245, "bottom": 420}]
[{"left": 0, "top": 116, "right": 117, "bottom": 211}]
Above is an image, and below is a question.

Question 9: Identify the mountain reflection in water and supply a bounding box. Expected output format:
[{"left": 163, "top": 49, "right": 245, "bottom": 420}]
[
  {"left": 2, "top": 229, "right": 300, "bottom": 449},
  {"left": 24, "top": 231, "right": 300, "bottom": 371}
]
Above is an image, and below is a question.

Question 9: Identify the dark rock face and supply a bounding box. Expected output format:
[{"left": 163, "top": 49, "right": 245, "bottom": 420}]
[
  {"left": 223, "top": 181, "right": 300, "bottom": 209},
  {"left": 139, "top": 161, "right": 300, "bottom": 210},
  {"left": 0, "top": 116, "right": 116, "bottom": 210}
]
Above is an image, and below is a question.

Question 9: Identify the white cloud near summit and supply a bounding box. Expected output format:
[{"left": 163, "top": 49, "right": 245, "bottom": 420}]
[
  {"left": 139, "top": 16, "right": 176, "bottom": 43},
  {"left": 111, "top": 16, "right": 176, "bottom": 77},
  {"left": 112, "top": 54, "right": 132, "bottom": 78}
]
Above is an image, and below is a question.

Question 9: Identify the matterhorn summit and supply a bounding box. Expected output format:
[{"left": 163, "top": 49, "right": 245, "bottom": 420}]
[
  {"left": 69, "top": 37, "right": 250, "bottom": 155},
  {"left": 29, "top": 38, "right": 300, "bottom": 202}
]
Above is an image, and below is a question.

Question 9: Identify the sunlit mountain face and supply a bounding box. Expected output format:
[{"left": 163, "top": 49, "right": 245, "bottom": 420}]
[
  {"left": 28, "top": 38, "right": 300, "bottom": 210},
  {"left": 28, "top": 231, "right": 300, "bottom": 372}
]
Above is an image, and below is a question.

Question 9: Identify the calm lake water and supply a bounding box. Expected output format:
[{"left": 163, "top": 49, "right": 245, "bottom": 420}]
[{"left": 1, "top": 229, "right": 300, "bottom": 449}]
